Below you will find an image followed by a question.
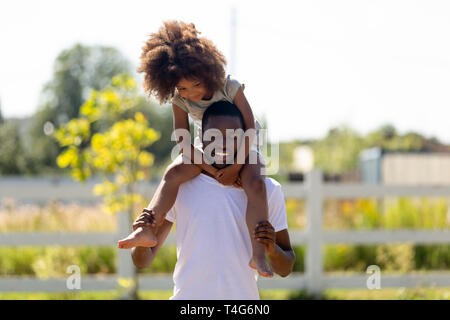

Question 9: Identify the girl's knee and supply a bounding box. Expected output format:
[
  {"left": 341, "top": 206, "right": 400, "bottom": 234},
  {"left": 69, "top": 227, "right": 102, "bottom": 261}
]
[
  {"left": 163, "top": 156, "right": 201, "bottom": 184},
  {"left": 163, "top": 162, "right": 186, "bottom": 184}
]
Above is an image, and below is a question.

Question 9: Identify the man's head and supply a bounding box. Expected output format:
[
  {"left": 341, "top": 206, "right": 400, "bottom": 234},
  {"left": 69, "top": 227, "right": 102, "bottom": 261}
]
[{"left": 201, "top": 100, "right": 245, "bottom": 168}]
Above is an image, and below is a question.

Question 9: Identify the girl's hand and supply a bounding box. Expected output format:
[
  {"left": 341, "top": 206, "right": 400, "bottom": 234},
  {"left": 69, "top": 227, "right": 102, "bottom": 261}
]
[
  {"left": 253, "top": 220, "right": 276, "bottom": 255},
  {"left": 215, "top": 165, "right": 241, "bottom": 187},
  {"left": 233, "top": 176, "right": 243, "bottom": 189}
]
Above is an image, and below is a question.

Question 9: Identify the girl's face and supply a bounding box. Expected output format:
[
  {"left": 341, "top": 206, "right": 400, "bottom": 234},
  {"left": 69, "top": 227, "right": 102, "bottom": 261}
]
[{"left": 176, "top": 78, "right": 212, "bottom": 101}]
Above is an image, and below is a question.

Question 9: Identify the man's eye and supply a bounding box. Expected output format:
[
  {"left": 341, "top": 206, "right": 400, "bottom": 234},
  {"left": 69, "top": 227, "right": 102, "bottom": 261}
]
[{"left": 194, "top": 83, "right": 201, "bottom": 87}]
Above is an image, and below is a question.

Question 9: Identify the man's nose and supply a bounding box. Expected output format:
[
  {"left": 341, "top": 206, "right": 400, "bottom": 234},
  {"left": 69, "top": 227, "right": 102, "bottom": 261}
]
[{"left": 220, "top": 138, "right": 236, "bottom": 154}]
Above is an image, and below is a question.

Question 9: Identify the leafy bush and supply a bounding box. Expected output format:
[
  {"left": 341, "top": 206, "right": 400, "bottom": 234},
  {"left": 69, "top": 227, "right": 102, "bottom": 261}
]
[
  {"left": 0, "top": 195, "right": 449, "bottom": 276},
  {"left": 0, "top": 247, "right": 115, "bottom": 277},
  {"left": 137, "top": 246, "right": 177, "bottom": 274}
]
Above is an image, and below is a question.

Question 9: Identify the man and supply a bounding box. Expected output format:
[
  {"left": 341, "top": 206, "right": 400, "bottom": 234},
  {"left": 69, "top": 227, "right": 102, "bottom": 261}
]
[{"left": 131, "top": 101, "right": 295, "bottom": 299}]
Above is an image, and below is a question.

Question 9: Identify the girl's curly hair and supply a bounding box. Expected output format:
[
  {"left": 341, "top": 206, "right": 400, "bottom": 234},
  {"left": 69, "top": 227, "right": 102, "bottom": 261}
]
[{"left": 137, "top": 20, "right": 227, "bottom": 104}]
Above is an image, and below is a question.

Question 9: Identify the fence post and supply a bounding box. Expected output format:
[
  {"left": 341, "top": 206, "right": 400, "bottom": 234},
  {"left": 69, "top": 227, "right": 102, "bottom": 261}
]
[
  {"left": 305, "top": 169, "right": 323, "bottom": 296},
  {"left": 117, "top": 210, "right": 138, "bottom": 299}
]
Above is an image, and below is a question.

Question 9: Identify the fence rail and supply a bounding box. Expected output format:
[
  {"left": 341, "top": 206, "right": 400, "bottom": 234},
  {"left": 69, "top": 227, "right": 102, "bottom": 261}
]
[{"left": 1, "top": 170, "right": 450, "bottom": 295}]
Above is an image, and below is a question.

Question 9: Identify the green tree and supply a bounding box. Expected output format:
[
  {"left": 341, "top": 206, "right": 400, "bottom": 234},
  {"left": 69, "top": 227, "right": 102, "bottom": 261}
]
[
  {"left": 55, "top": 74, "right": 160, "bottom": 298},
  {"left": 25, "top": 106, "right": 61, "bottom": 173},
  {"left": 0, "top": 98, "right": 4, "bottom": 124},
  {"left": 138, "top": 102, "right": 175, "bottom": 168},
  {"left": 308, "top": 123, "right": 439, "bottom": 175},
  {"left": 0, "top": 121, "right": 27, "bottom": 174},
  {"left": 365, "top": 123, "right": 425, "bottom": 151},
  {"left": 102, "top": 94, "right": 175, "bottom": 171},
  {"left": 27, "top": 44, "right": 133, "bottom": 173},
  {"left": 311, "top": 125, "right": 365, "bottom": 174},
  {"left": 41, "top": 44, "right": 133, "bottom": 122}
]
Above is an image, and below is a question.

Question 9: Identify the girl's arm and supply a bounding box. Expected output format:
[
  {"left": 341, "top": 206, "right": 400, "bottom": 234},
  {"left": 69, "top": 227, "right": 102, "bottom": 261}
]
[
  {"left": 232, "top": 87, "right": 256, "bottom": 170},
  {"left": 172, "top": 104, "right": 218, "bottom": 176}
]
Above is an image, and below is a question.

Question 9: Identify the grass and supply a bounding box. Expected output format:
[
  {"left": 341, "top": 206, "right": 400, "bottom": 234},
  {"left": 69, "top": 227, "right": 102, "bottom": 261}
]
[
  {"left": 1, "top": 197, "right": 448, "bottom": 232},
  {"left": 0, "top": 197, "right": 449, "bottom": 299},
  {"left": 1, "top": 288, "right": 449, "bottom": 300},
  {"left": 0, "top": 200, "right": 116, "bottom": 232},
  {"left": 324, "top": 287, "right": 450, "bottom": 300}
]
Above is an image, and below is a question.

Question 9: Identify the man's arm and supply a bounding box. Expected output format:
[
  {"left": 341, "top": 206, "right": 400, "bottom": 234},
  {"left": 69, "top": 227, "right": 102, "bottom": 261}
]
[
  {"left": 254, "top": 221, "right": 296, "bottom": 277},
  {"left": 131, "top": 219, "right": 173, "bottom": 269},
  {"left": 269, "top": 229, "right": 296, "bottom": 277}
]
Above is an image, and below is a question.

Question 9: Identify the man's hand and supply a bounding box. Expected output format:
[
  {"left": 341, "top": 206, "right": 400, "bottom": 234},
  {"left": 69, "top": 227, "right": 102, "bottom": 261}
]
[
  {"left": 132, "top": 208, "right": 156, "bottom": 230},
  {"left": 253, "top": 220, "right": 276, "bottom": 255},
  {"left": 215, "top": 164, "right": 242, "bottom": 187}
]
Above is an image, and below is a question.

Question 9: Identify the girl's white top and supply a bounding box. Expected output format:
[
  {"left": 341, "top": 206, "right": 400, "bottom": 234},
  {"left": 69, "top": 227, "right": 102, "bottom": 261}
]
[{"left": 171, "top": 75, "right": 262, "bottom": 150}]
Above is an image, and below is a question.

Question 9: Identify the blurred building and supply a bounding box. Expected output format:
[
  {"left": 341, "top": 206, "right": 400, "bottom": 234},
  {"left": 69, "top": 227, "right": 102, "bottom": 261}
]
[
  {"left": 288, "top": 145, "right": 361, "bottom": 182},
  {"left": 288, "top": 146, "right": 314, "bottom": 182},
  {"left": 359, "top": 146, "right": 450, "bottom": 185}
]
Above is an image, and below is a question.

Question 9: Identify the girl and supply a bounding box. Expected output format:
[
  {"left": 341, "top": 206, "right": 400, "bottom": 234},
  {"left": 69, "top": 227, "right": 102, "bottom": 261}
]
[{"left": 118, "top": 20, "right": 273, "bottom": 277}]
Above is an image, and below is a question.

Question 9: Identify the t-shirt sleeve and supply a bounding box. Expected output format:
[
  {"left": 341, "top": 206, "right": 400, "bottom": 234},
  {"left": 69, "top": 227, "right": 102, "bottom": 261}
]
[
  {"left": 171, "top": 92, "right": 189, "bottom": 113},
  {"left": 224, "top": 75, "right": 244, "bottom": 102},
  {"left": 165, "top": 206, "right": 176, "bottom": 223},
  {"left": 268, "top": 182, "right": 289, "bottom": 232}
]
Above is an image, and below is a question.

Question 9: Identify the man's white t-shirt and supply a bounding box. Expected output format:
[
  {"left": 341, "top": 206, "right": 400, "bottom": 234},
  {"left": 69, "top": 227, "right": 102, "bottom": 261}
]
[{"left": 165, "top": 173, "right": 288, "bottom": 300}]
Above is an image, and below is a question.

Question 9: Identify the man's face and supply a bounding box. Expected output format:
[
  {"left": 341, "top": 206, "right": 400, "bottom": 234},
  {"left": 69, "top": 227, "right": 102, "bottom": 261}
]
[{"left": 201, "top": 116, "right": 243, "bottom": 169}]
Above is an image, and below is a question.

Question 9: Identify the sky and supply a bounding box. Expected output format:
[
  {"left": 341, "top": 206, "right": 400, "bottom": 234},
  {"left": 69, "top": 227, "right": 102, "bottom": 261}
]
[{"left": 1, "top": 0, "right": 450, "bottom": 143}]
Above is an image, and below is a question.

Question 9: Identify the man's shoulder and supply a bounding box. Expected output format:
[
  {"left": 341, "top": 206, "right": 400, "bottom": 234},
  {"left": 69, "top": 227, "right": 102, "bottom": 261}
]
[
  {"left": 265, "top": 176, "right": 281, "bottom": 187},
  {"left": 179, "top": 174, "right": 283, "bottom": 197},
  {"left": 264, "top": 177, "right": 283, "bottom": 198}
]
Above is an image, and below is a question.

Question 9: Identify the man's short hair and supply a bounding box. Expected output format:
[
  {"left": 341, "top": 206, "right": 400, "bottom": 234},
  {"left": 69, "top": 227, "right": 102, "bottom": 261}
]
[{"left": 202, "top": 100, "right": 245, "bottom": 129}]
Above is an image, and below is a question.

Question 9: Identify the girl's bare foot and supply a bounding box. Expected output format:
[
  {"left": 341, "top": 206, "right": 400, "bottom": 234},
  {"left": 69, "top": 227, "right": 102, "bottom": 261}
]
[
  {"left": 249, "top": 255, "right": 273, "bottom": 278},
  {"left": 117, "top": 226, "right": 157, "bottom": 249}
]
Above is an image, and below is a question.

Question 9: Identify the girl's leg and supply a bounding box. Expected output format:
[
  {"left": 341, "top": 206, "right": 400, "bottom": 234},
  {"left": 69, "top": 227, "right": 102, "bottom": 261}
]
[
  {"left": 240, "top": 151, "right": 273, "bottom": 277},
  {"left": 118, "top": 154, "right": 201, "bottom": 249}
]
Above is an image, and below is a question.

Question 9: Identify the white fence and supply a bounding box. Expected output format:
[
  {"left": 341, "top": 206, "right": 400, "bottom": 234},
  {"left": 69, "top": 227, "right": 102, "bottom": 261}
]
[{"left": 1, "top": 170, "right": 450, "bottom": 295}]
